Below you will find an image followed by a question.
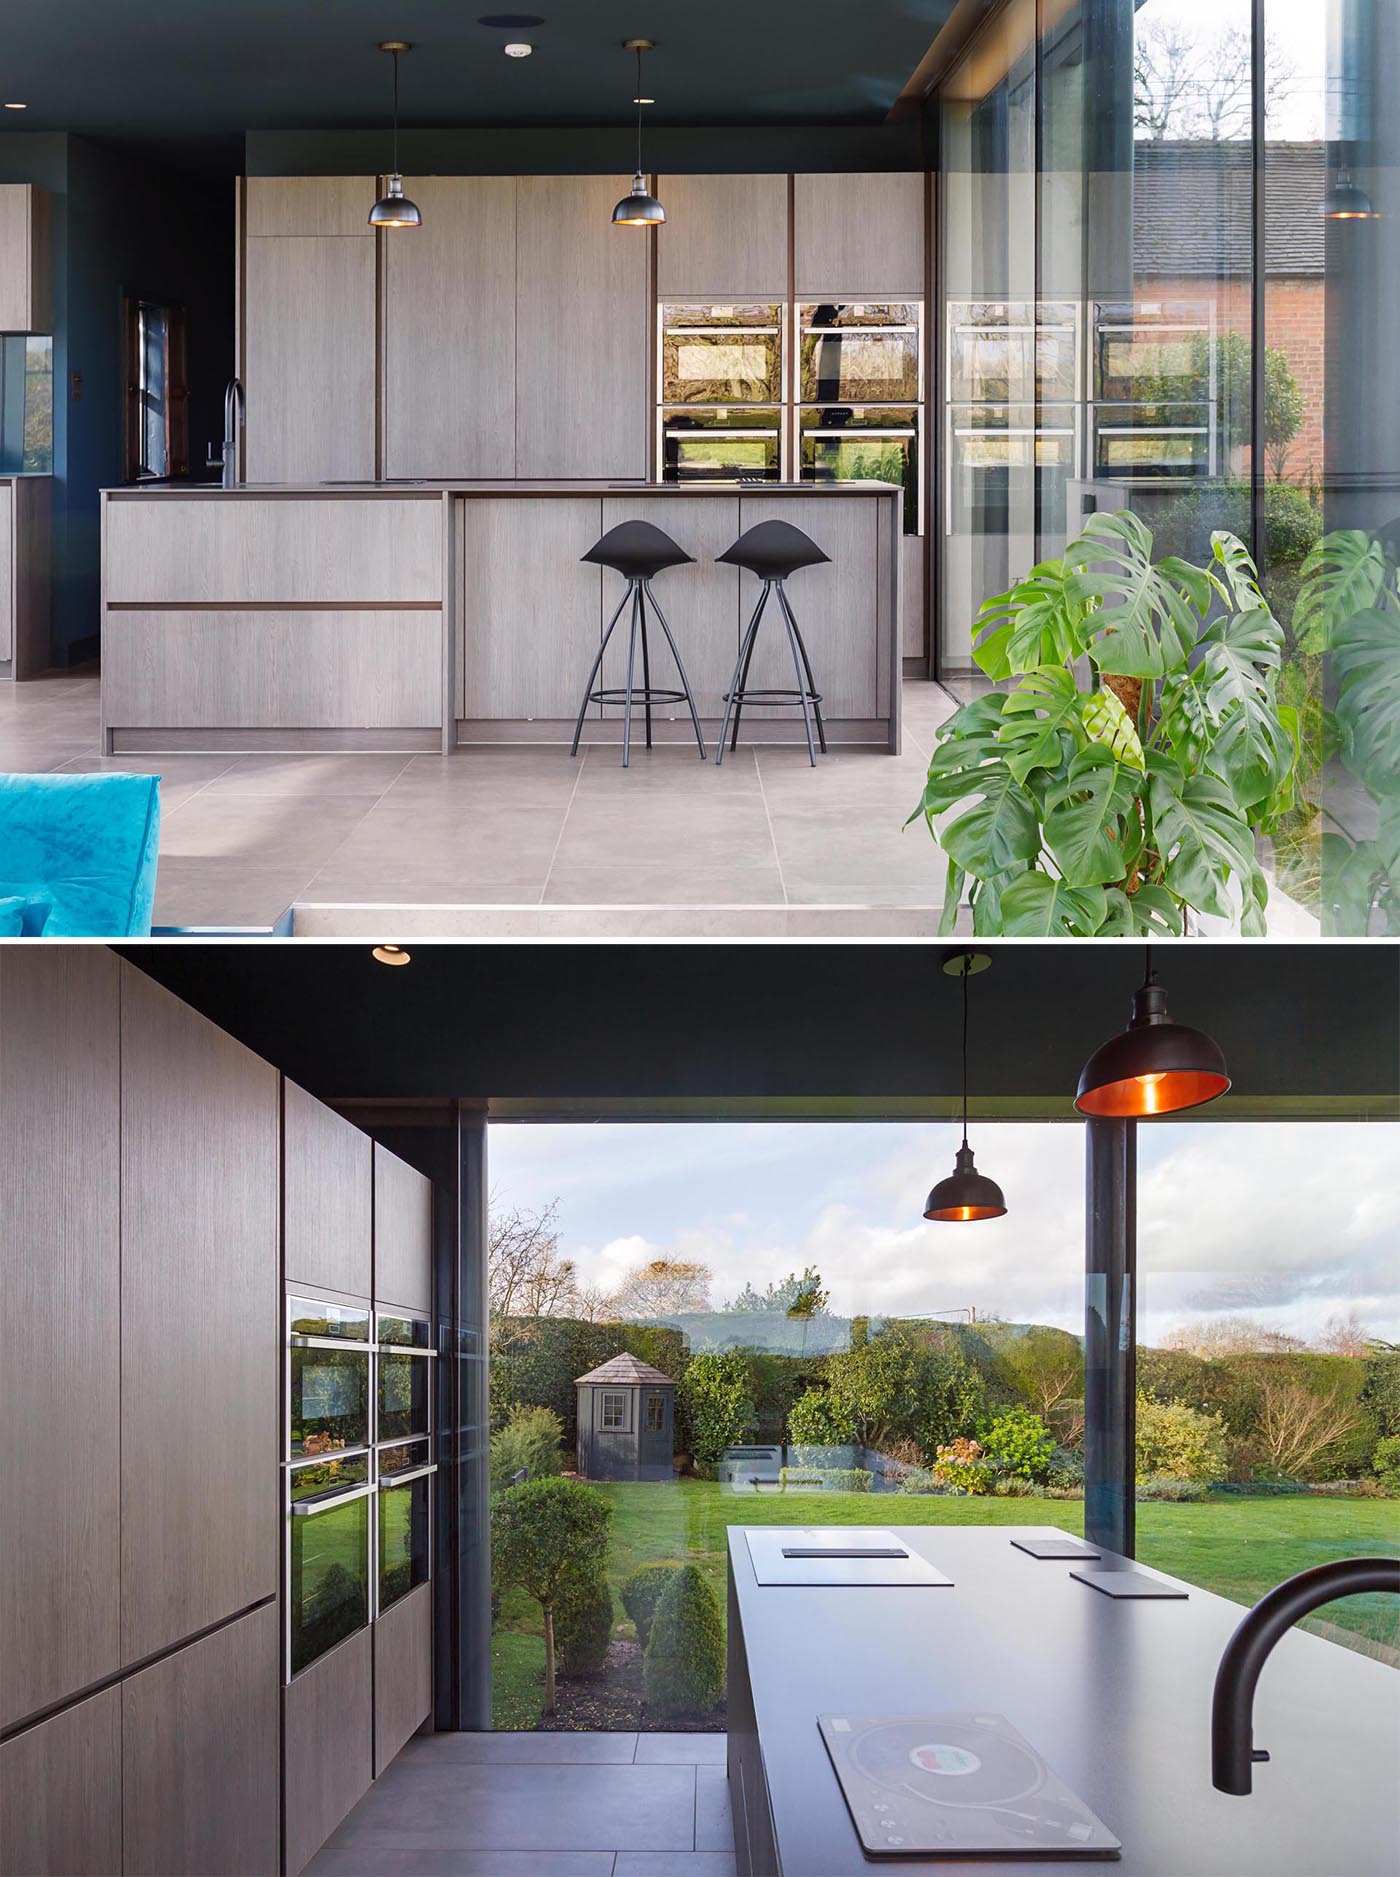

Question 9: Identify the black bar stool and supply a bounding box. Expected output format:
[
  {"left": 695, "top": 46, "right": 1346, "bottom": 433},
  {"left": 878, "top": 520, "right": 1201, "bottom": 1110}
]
[
  {"left": 571, "top": 521, "right": 707, "bottom": 767},
  {"left": 715, "top": 520, "right": 830, "bottom": 767}
]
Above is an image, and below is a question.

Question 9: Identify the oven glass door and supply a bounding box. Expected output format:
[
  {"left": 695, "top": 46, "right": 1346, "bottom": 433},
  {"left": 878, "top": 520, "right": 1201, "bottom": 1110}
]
[
  {"left": 1093, "top": 406, "right": 1211, "bottom": 479},
  {"left": 378, "top": 1468, "right": 433, "bottom": 1613},
  {"left": 800, "top": 407, "right": 920, "bottom": 534},
  {"left": 376, "top": 1310, "right": 432, "bottom": 1349},
  {"left": 290, "top": 1341, "right": 371, "bottom": 1458},
  {"left": 1094, "top": 302, "right": 1212, "bottom": 402},
  {"left": 947, "top": 301, "right": 1078, "bottom": 404},
  {"left": 378, "top": 1347, "right": 430, "bottom": 1443},
  {"left": 799, "top": 304, "right": 920, "bottom": 404},
  {"left": 947, "top": 405, "right": 1077, "bottom": 534},
  {"left": 661, "top": 409, "right": 782, "bottom": 483},
  {"left": 288, "top": 1296, "right": 370, "bottom": 1341},
  {"left": 289, "top": 1485, "right": 371, "bottom": 1675},
  {"left": 660, "top": 304, "right": 783, "bottom": 405}
]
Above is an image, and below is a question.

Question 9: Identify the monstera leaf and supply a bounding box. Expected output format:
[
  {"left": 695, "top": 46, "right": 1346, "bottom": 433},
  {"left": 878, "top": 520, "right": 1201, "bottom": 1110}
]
[
  {"left": 1333, "top": 602, "right": 1400, "bottom": 801},
  {"left": 973, "top": 559, "right": 1095, "bottom": 679},
  {"left": 1042, "top": 746, "right": 1138, "bottom": 887},
  {"left": 1067, "top": 512, "right": 1210, "bottom": 678},
  {"left": 1294, "top": 529, "right": 1389, "bottom": 654},
  {"left": 1209, "top": 530, "right": 1267, "bottom": 616},
  {"left": 1195, "top": 606, "right": 1292, "bottom": 809},
  {"left": 1147, "top": 759, "right": 1258, "bottom": 918},
  {"left": 996, "top": 666, "right": 1083, "bottom": 783},
  {"left": 924, "top": 758, "right": 1041, "bottom": 879},
  {"left": 1080, "top": 686, "right": 1145, "bottom": 768},
  {"left": 1099, "top": 883, "right": 1185, "bottom": 936},
  {"left": 998, "top": 871, "right": 1108, "bottom": 936}
]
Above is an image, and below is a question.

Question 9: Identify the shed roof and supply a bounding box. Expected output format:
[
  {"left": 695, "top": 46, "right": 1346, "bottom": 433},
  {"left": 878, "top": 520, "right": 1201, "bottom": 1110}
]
[{"left": 575, "top": 1352, "right": 676, "bottom": 1388}]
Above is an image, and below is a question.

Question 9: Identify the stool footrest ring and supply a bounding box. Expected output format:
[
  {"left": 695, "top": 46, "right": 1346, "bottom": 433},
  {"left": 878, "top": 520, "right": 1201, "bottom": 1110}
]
[
  {"left": 588, "top": 686, "right": 689, "bottom": 707},
  {"left": 721, "top": 687, "right": 824, "bottom": 707}
]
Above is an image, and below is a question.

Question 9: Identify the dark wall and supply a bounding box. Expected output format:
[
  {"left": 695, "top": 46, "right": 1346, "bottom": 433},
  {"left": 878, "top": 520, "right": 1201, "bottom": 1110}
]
[
  {"left": 245, "top": 121, "right": 928, "bottom": 177},
  {"left": 0, "top": 132, "right": 234, "bottom": 666}
]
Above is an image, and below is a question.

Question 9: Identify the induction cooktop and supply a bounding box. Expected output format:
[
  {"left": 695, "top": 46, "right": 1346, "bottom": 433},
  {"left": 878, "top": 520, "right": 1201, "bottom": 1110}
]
[
  {"left": 745, "top": 1528, "right": 952, "bottom": 1587},
  {"left": 818, "top": 1712, "right": 1121, "bottom": 1860}
]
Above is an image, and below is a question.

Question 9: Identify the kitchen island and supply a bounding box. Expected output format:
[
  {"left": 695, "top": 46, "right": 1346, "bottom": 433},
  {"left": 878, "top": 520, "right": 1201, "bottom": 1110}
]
[
  {"left": 726, "top": 1525, "right": 1399, "bottom": 1877},
  {"left": 98, "top": 480, "right": 902, "bottom": 756}
]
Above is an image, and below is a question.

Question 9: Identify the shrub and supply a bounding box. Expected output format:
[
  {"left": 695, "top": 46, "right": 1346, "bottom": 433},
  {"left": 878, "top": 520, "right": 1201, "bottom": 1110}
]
[
  {"left": 992, "top": 1475, "right": 1045, "bottom": 1497},
  {"left": 824, "top": 1326, "right": 985, "bottom": 1459},
  {"left": 896, "top": 1469, "right": 942, "bottom": 1494},
  {"left": 491, "top": 1476, "right": 612, "bottom": 1712},
  {"left": 982, "top": 1405, "right": 1055, "bottom": 1482},
  {"left": 680, "top": 1351, "right": 756, "bottom": 1467},
  {"left": 1135, "top": 1394, "right": 1228, "bottom": 1486},
  {"left": 1048, "top": 1446, "right": 1084, "bottom": 1487},
  {"left": 1136, "top": 1473, "right": 1210, "bottom": 1502},
  {"left": 490, "top": 1402, "right": 565, "bottom": 1490},
  {"left": 621, "top": 1561, "right": 687, "bottom": 1650},
  {"left": 644, "top": 1564, "right": 725, "bottom": 1719},
  {"left": 781, "top": 1466, "right": 870, "bottom": 1493},
  {"left": 1372, "top": 1433, "right": 1400, "bottom": 1480},
  {"left": 1361, "top": 1353, "right": 1400, "bottom": 1440},
  {"left": 556, "top": 1569, "right": 614, "bottom": 1678},
  {"left": 787, "top": 1385, "right": 856, "bottom": 1449},
  {"left": 932, "top": 1436, "right": 995, "bottom": 1495}
]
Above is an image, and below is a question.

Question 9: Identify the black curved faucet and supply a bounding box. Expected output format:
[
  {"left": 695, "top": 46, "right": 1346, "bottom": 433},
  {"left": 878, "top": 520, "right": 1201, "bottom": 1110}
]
[{"left": 1211, "top": 1556, "right": 1400, "bottom": 1794}]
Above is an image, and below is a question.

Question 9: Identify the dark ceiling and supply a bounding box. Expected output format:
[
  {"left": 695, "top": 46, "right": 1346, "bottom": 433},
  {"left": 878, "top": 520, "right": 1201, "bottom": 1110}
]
[
  {"left": 119, "top": 943, "right": 1400, "bottom": 1121},
  {"left": 2, "top": 0, "right": 954, "bottom": 141}
]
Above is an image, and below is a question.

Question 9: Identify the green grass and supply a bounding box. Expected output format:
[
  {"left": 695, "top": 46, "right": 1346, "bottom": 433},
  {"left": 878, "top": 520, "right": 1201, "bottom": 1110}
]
[{"left": 491, "top": 1482, "right": 1399, "bottom": 1728}]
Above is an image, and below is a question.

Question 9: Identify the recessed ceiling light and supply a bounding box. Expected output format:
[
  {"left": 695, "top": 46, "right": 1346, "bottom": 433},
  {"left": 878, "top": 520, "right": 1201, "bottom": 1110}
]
[
  {"left": 504, "top": 42, "right": 533, "bottom": 57},
  {"left": 633, "top": 96, "right": 655, "bottom": 105},
  {"left": 371, "top": 943, "right": 412, "bottom": 966},
  {"left": 3, "top": 102, "right": 27, "bottom": 110}
]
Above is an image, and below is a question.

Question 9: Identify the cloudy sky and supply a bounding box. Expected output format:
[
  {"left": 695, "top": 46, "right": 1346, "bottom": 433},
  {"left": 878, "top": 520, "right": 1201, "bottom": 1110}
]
[{"left": 488, "top": 1119, "right": 1400, "bottom": 1348}]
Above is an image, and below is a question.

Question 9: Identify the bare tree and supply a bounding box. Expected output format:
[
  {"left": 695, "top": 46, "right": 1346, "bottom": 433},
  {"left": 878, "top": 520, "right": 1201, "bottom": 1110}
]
[
  {"left": 1254, "top": 1374, "right": 1365, "bottom": 1478},
  {"left": 1317, "top": 1309, "right": 1373, "bottom": 1358},
  {"left": 608, "top": 1257, "right": 713, "bottom": 1320},
  {"left": 1134, "top": 19, "right": 1294, "bottom": 141},
  {"left": 488, "top": 1198, "right": 579, "bottom": 1321},
  {"left": 1162, "top": 1316, "right": 1304, "bottom": 1358}
]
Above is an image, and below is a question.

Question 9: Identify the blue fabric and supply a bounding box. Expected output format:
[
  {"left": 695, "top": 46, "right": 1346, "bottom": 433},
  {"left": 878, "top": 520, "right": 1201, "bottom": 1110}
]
[
  {"left": 0, "top": 772, "right": 161, "bottom": 937},
  {"left": 0, "top": 892, "right": 52, "bottom": 935}
]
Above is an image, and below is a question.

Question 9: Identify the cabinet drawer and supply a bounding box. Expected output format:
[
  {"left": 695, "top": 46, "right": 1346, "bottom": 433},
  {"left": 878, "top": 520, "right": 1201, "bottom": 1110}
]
[
  {"left": 104, "top": 497, "right": 445, "bottom": 605},
  {"left": 104, "top": 611, "right": 444, "bottom": 729}
]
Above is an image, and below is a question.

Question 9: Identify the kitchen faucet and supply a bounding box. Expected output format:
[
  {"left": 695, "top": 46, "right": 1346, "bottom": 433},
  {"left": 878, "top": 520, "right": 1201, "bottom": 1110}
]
[
  {"left": 1211, "top": 1556, "right": 1400, "bottom": 1793},
  {"left": 207, "top": 377, "right": 245, "bottom": 488}
]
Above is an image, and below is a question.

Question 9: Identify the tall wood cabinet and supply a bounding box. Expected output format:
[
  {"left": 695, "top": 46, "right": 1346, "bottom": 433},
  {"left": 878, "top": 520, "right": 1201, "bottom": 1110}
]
[
  {"left": 0, "top": 950, "right": 122, "bottom": 1728},
  {"left": 0, "top": 1689, "right": 122, "bottom": 1877},
  {"left": 374, "top": 1142, "right": 434, "bottom": 1313},
  {"left": 284, "top": 1075, "right": 374, "bottom": 1297},
  {"left": 242, "top": 177, "right": 377, "bottom": 482},
  {"left": 655, "top": 174, "right": 789, "bottom": 298}
]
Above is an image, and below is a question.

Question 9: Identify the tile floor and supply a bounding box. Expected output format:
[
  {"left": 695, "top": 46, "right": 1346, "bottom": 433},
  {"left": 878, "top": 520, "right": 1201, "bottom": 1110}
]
[
  {"left": 0, "top": 672, "right": 959, "bottom": 936},
  {"left": 303, "top": 1731, "right": 734, "bottom": 1877}
]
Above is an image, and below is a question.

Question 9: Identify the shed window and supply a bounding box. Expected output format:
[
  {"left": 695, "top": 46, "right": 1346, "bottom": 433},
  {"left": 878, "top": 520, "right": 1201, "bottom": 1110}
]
[
  {"left": 645, "top": 1393, "right": 666, "bottom": 1432},
  {"left": 601, "top": 1391, "right": 627, "bottom": 1430}
]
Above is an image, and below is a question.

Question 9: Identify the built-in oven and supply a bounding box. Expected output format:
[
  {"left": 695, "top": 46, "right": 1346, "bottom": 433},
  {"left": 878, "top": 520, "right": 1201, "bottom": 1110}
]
[
  {"left": 946, "top": 300, "right": 1079, "bottom": 406},
  {"left": 376, "top": 1310, "right": 433, "bottom": 1443},
  {"left": 373, "top": 1311, "right": 435, "bottom": 1615},
  {"left": 658, "top": 302, "right": 786, "bottom": 482},
  {"left": 378, "top": 1453, "right": 434, "bottom": 1613},
  {"left": 288, "top": 1296, "right": 371, "bottom": 1459},
  {"left": 1091, "top": 300, "right": 1217, "bottom": 482},
  {"left": 945, "top": 404, "right": 1079, "bottom": 536},
  {"left": 797, "top": 304, "right": 923, "bottom": 535}
]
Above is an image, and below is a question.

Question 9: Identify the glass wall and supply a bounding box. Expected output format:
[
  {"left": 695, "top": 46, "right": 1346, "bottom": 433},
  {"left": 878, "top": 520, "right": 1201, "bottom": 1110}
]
[
  {"left": 0, "top": 334, "right": 53, "bottom": 475},
  {"left": 934, "top": 0, "right": 1400, "bottom": 937}
]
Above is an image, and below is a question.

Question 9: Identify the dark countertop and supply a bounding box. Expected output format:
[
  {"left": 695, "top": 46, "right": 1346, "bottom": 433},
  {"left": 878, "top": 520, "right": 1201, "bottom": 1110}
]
[
  {"left": 101, "top": 478, "right": 902, "bottom": 498},
  {"left": 727, "top": 1525, "right": 1399, "bottom": 1877}
]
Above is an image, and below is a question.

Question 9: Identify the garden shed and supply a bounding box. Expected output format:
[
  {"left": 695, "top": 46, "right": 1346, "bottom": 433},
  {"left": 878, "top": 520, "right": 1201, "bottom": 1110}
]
[{"left": 575, "top": 1353, "right": 676, "bottom": 1482}]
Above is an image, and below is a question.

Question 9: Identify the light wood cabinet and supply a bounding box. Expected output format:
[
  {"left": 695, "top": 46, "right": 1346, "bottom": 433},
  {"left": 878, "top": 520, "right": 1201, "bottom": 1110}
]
[
  {"left": 243, "top": 178, "right": 377, "bottom": 482},
  {"left": 514, "top": 177, "right": 650, "bottom": 478},
  {"left": 283, "top": 1630, "right": 373, "bottom": 1877},
  {"left": 374, "top": 1143, "right": 434, "bottom": 1314},
  {"left": 285, "top": 1079, "right": 373, "bottom": 1300},
  {"left": 655, "top": 174, "right": 789, "bottom": 298},
  {"left": 122, "top": 1602, "right": 280, "bottom": 1877},
  {"left": 0, "top": 950, "right": 121, "bottom": 1728},
  {"left": 0, "top": 480, "right": 11, "bottom": 665},
  {"left": 458, "top": 496, "right": 603, "bottom": 721},
  {"left": 735, "top": 494, "right": 882, "bottom": 720},
  {"left": 119, "top": 965, "right": 280, "bottom": 1663},
  {"left": 384, "top": 177, "right": 517, "bottom": 479},
  {"left": 373, "top": 1581, "right": 433, "bottom": 1777},
  {"left": 1, "top": 474, "right": 53, "bottom": 679},
  {"left": 0, "top": 1687, "right": 122, "bottom": 1877},
  {"left": 793, "top": 171, "right": 926, "bottom": 297},
  {"left": 0, "top": 184, "right": 52, "bottom": 331}
]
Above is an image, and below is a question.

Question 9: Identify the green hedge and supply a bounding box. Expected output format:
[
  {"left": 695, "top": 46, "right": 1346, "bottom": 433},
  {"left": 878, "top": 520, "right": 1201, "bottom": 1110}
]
[
  {"left": 556, "top": 1570, "right": 614, "bottom": 1678},
  {"left": 643, "top": 1564, "right": 725, "bottom": 1719},
  {"left": 491, "top": 1318, "right": 691, "bottom": 1445}
]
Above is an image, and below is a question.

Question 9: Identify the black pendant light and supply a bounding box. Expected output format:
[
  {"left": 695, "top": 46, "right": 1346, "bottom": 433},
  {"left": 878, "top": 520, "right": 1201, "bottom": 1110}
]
[
  {"left": 369, "top": 42, "right": 423, "bottom": 229},
  {"left": 1075, "top": 947, "right": 1229, "bottom": 1118},
  {"left": 924, "top": 951, "right": 1007, "bottom": 1224},
  {"left": 612, "top": 40, "right": 665, "bottom": 227},
  {"left": 1321, "top": 165, "right": 1375, "bottom": 220}
]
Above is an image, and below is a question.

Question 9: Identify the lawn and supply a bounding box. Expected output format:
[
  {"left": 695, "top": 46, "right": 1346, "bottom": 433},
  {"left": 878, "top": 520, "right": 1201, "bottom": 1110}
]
[{"left": 490, "top": 1481, "right": 1399, "bottom": 1728}]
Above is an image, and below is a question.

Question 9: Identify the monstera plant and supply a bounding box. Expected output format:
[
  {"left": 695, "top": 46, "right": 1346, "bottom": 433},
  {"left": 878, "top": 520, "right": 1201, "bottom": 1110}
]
[
  {"left": 1291, "top": 527, "right": 1400, "bottom": 934},
  {"left": 909, "top": 513, "right": 1300, "bottom": 936}
]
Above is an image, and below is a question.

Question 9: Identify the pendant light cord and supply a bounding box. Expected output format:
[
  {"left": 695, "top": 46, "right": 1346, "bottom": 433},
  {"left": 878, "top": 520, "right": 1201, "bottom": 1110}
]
[
  {"left": 961, "top": 953, "right": 970, "bottom": 1149},
  {"left": 1144, "top": 941, "right": 1156, "bottom": 987},
  {"left": 635, "top": 45, "right": 644, "bottom": 176},
  {"left": 392, "top": 50, "right": 401, "bottom": 177}
]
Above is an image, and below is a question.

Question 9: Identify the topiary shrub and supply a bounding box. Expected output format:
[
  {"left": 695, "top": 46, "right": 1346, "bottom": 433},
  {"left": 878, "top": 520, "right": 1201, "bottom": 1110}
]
[
  {"left": 490, "top": 1402, "right": 565, "bottom": 1490},
  {"left": 1135, "top": 1393, "right": 1229, "bottom": 1485},
  {"left": 491, "top": 1475, "right": 612, "bottom": 1712},
  {"left": 556, "top": 1569, "right": 614, "bottom": 1679},
  {"left": 982, "top": 1405, "right": 1055, "bottom": 1482},
  {"left": 621, "top": 1560, "right": 687, "bottom": 1650},
  {"left": 643, "top": 1563, "right": 725, "bottom": 1719}
]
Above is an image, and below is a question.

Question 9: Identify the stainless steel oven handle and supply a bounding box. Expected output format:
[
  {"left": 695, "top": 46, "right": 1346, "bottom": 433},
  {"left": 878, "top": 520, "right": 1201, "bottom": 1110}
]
[
  {"left": 290, "top": 1482, "right": 376, "bottom": 1517},
  {"left": 379, "top": 1464, "right": 438, "bottom": 1488},
  {"left": 289, "top": 1333, "right": 372, "bottom": 1350},
  {"left": 287, "top": 1444, "right": 371, "bottom": 1470}
]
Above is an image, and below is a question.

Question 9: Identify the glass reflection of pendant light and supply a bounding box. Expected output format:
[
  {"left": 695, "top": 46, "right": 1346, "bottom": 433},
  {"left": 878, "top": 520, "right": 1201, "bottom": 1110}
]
[
  {"left": 612, "top": 40, "right": 666, "bottom": 227},
  {"left": 369, "top": 42, "right": 423, "bottom": 229},
  {"left": 1075, "top": 948, "right": 1229, "bottom": 1118},
  {"left": 1321, "top": 166, "right": 1375, "bottom": 219},
  {"left": 924, "top": 951, "right": 1007, "bottom": 1224}
]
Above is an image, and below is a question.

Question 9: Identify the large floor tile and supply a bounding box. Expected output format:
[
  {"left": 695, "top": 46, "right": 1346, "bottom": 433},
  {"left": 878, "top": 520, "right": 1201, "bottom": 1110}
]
[
  {"left": 542, "top": 862, "right": 785, "bottom": 907},
  {"left": 326, "top": 1763, "right": 697, "bottom": 1855},
  {"left": 634, "top": 1733, "right": 727, "bottom": 1765},
  {"left": 615, "top": 1857, "right": 736, "bottom": 1877},
  {"left": 159, "top": 791, "right": 380, "bottom": 865},
  {"left": 50, "top": 752, "right": 239, "bottom": 809},
  {"left": 295, "top": 901, "right": 548, "bottom": 935},
  {"left": 408, "top": 1732, "right": 638, "bottom": 1764},
  {"left": 693, "top": 1768, "right": 733, "bottom": 1854},
  {"left": 306, "top": 1852, "right": 615, "bottom": 1877},
  {"left": 553, "top": 797, "right": 775, "bottom": 871},
  {"left": 152, "top": 859, "right": 312, "bottom": 929},
  {"left": 201, "top": 753, "right": 414, "bottom": 797}
]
